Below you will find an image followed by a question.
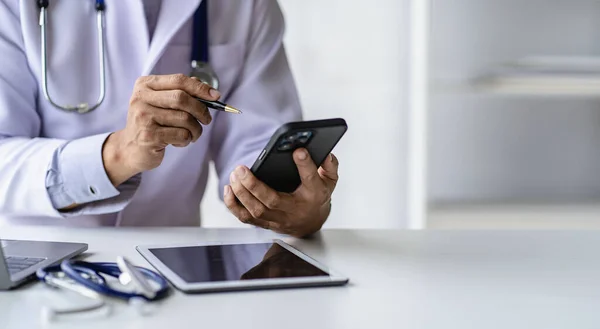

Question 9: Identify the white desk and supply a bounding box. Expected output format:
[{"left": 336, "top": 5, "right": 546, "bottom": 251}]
[{"left": 1, "top": 226, "right": 599, "bottom": 329}]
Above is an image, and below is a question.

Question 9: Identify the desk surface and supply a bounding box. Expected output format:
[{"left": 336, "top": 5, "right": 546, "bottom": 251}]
[{"left": 1, "top": 226, "right": 599, "bottom": 329}]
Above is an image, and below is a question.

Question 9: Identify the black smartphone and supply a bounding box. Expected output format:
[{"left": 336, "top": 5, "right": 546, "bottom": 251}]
[{"left": 251, "top": 118, "right": 348, "bottom": 193}]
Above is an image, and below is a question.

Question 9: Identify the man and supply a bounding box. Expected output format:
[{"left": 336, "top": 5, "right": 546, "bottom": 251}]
[{"left": 0, "top": 0, "right": 339, "bottom": 237}]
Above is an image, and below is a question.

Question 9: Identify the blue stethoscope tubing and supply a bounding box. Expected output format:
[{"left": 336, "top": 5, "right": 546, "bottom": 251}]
[
  {"left": 192, "top": 0, "right": 210, "bottom": 65},
  {"left": 37, "top": 0, "right": 216, "bottom": 114},
  {"left": 36, "top": 260, "right": 170, "bottom": 301}
]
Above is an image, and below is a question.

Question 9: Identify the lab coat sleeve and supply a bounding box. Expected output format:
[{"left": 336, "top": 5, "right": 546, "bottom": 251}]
[
  {"left": 0, "top": 1, "right": 61, "bottom": 217},
  {"left": 209, "top": 0, "right": 303, "bottom": 200},
  {"left": 0, "top": 2, "right": 138, "bottom": 217}
]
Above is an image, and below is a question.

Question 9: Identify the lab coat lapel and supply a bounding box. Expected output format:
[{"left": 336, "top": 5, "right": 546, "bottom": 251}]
[
  {"left": 108, "top": 0, "right": 148, "bottom": 76},
  {"left": 142, "top": 0, "right": 202, "bottom": 75}
]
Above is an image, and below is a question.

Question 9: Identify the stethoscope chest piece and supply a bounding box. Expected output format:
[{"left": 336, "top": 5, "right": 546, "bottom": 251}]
[{"left": 190, "top": 60, "right": 219, "bottom": 90}]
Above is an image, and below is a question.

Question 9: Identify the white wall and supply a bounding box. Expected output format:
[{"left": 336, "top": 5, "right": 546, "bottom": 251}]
[
  {"left": 429, "top": 0, "right": 600, "bottom": 203},
  {"left": 202, "top": 0, "right": 411, "bottom": 228}
]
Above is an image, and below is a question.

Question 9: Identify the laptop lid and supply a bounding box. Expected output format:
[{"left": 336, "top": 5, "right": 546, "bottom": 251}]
[{"left": 0, "top": 239, "right": 88, "bottom": 290}]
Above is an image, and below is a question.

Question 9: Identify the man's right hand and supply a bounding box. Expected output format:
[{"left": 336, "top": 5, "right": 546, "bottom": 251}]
[{"left": 102, "top": 74, "right": 220, "bottom": 187}]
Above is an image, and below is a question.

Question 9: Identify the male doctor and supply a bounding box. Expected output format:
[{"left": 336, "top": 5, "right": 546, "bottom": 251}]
[{"left": 0, "top": 0, "right": 339, "bottom": 238}]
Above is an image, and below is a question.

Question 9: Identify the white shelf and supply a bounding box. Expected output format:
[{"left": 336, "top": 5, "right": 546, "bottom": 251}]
[
  {"left": 429, "top": 202, "right": 600, "bottom": 230},
  {"left": 473, "top": 55, "right": 600, "bottom": 96}
]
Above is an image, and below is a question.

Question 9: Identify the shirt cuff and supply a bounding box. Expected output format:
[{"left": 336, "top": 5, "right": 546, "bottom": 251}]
[
  {"left": 58, "top": 133, "right": 120, "bottom": 205},
  {"left": 46, "top": 133, "right": 141, "bottom": 216}
]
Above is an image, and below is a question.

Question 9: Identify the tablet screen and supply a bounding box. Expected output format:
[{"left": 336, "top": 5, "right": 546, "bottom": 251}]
[{"left": 147, "top": 242, "right": 329, "bottom": 283}]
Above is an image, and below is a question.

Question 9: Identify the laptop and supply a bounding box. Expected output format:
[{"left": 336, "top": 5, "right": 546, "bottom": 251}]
[{"left": 0, "top": 239, "right": 87, "bottom": 290}]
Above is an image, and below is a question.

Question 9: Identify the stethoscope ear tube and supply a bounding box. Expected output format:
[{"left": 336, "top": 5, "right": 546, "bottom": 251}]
[
  {"left": 38, "top": 0, "right": 218, "bottom": 114},
  {"left": 38, "top": 0, "right": 107, "bottom": 114}
]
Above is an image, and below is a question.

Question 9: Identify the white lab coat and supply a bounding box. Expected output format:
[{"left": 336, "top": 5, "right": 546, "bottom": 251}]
[{"left": 0, "top": 0, "right": 302, "bottom": 226}]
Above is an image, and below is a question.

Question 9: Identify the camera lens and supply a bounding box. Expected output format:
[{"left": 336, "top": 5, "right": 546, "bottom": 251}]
[
  {"left": 296, "top": 131, "right": 312, "bottom": 144},
  {"left": 278, "top": 140, "right": 292, "bottom": 151}
]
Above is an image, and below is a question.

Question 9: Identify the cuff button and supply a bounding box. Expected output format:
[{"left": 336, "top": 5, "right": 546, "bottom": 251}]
[{"left": 89, "top": 186, "right": 97, "bottom": 195}]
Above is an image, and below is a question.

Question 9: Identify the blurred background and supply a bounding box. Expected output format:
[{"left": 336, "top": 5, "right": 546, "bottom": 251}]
[
  {"left": 203, "top": 0, "right": 411, "bottom": 229},
  {"left": 204, "top": 0, "right": 600, "bottom": 230},
  {"left": 429, "top": 0, "right": 600, "bottom": 229}
]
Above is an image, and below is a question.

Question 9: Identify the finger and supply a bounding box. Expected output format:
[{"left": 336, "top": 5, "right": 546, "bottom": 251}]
[
  {"left": 145, "top": 89, "right": 212, "bottom": 125},
  {"left": 233, "top": 166, "right": 286, "bottom": 210},
  {"left": 153, "top": 108, "right": 203, "bottom": 142},
  {"left": 223, "top": 185, "right": 280, "bottom": 231},
  {"left": 230, "top": 171, "right": 271, "bottom": 220},
  {"left": 317, "top": 153, "right": 339, "bottom": 191},
  {"left": 223, "top": 185, "right": 253, "bottom": 222},
  {"left": 153, "top": 127, "right": 192, "bottom": 147},
  {"left": 141, "top": 74, "right": 221, "bottom": 101},
  {"left": 293, "top": 148, "right": 323, "bottom": 190}
]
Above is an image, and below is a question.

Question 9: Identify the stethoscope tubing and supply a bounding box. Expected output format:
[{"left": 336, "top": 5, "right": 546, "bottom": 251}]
[
  {"left": 37, "top": 260, "right": 170, "bottom": 302},
  {"left": 37, "top": 0, "right": 218, "bottom": 115}
]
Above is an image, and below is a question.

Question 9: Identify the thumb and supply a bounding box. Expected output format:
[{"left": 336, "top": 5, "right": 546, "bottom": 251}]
[
  {"left": 318, "top": 153, "right": 339, "bottom": 190},
  {"left": 293, "top": 148, "right": 322, "bottom": 190}
]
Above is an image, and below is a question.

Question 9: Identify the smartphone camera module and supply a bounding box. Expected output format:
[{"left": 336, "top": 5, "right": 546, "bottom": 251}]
[{"left": 276, "top": 131, "right": 313, "bottom": 151}]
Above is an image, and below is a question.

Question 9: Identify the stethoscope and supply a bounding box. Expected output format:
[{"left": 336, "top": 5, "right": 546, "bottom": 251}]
[
  {"left": 37, "top": 0, "right": 219, "bottom": 114},
  {"left": 36, "top": 257, "right": 170, "bottom": 322}
]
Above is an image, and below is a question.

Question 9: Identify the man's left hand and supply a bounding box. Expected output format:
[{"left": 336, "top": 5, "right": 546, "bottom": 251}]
[{"left": 224, "top": 149, "right": 338, "bottom": 238}]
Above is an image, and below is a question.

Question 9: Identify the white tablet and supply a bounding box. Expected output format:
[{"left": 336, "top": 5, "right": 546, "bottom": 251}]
[{"left": 136, "top": 240, "right": 349, "bottom": 293}]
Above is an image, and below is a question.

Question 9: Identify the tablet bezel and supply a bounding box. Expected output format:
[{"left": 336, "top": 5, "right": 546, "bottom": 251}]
[{"left": 136, "top": 239, "right": 349, "bottom": 293}]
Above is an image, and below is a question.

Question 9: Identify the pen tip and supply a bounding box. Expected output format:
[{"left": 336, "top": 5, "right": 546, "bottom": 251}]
[{"left": 225, "top": 105, "right": 242, "bottom": 114}]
